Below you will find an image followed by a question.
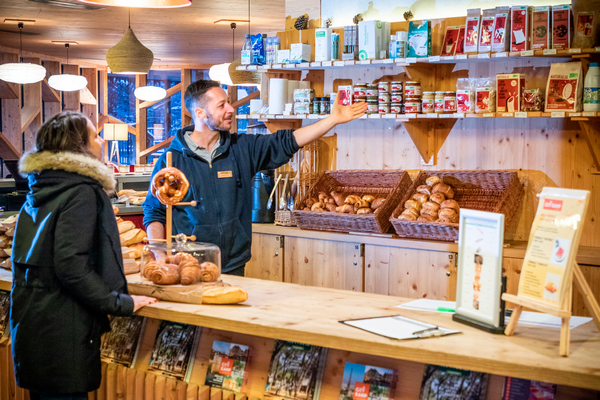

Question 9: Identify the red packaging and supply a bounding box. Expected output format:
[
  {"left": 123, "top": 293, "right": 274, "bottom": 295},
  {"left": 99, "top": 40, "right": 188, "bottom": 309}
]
[
  {"left": 552, "top": 5, "right": 571, "bottom": 50},
  {"left": 465, "top": 9, "right": 481, "bottom": 53},
  {"left": 511, "top": 6, "right": 531, "bottom": 52},
  {"left": 455, "top": 26, "right": 466, "bottom": 55},
  {"left": 496, "top": 73, "right": 525, "bottom": 112},
  {"left": 457, "top": 90, "right": 471, "bottom": 112},
  {"left": 492, "top": 7, "right": 511, "bottom": 52},
  {"left": 441, "top": 26, "right": 461, "bottom": 56},
  {"left": 338, "top": 85, "right": 353, "bottom": 105},
  {"left": 478, "top": 14, "right": 495, "bottom": 52},
  {"left": 544, "top": 62, "right": 582, "bottom": 112},
  {"left": 532, "top": 6, "right": 550, "bottom": 50}
]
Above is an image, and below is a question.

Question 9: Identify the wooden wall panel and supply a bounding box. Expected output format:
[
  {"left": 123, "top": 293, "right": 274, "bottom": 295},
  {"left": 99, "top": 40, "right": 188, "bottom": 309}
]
[
  {"left": 283, "top": 237, "right": 363, "bottom": 291},
  {"left": 43, "top": 61, "right": 62, "bottom": 122},
  {"left": 62, "top": 64, "right": 80, "bottom": 111},
  {"left": 245, "top": 233, "right": 284, "bottom": 281},
  {"left": 82, "top": 67, "right": 98, "bottom": 126},
  {"left": 1, "top": 53, "right": 22, "bottom": 155},
  {"left": 21, "top": 57, "right": 42, "bottom": 153},
  {"left": 136, "top": 75, "right": 147, "bottom": 164}
]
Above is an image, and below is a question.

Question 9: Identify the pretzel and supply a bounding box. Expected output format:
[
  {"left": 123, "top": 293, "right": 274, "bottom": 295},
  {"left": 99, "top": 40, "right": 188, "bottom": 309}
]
[{"left": 151, "top": 167, "right": 190, "bottom": 205}]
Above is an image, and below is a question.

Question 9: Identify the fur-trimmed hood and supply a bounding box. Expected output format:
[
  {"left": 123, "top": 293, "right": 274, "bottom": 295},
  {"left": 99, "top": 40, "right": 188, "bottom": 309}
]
[{"left": 19, "top": 151, "right": 115, "bottom": 191}]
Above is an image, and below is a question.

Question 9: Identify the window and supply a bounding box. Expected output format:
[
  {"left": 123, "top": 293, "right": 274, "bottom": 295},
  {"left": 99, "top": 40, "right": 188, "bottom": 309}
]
[{"left": 106, "top": 73, "right": 137, "bottom": 165}]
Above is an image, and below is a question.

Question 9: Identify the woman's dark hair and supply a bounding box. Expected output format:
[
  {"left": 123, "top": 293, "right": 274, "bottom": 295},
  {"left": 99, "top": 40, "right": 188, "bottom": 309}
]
[
  {"left": 35, "top": 111, "right": 94, "bottom": 157},
  {"left": 474, "top": 254, "right": 483, "bottom": 265},
  {"left": 184, "top": 80, "right": 221, "bottom": 116}
]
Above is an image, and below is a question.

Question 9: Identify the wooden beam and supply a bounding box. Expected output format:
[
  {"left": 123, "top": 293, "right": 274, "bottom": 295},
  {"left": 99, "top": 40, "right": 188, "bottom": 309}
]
[
  {"left": 0, "top": 132, "right": 21, "bottom": 160},
  {"left": 579, "top": 120, "right": 600, "bottom": 173},
  {"left": 138, "top": 137, "right": 174, "bottom": 159},
  {"left": 136, "top": 75, "right": 147, "bottom": 164},
  {"left": 41, "top": 79, "right": 61, "bottom": 103},
  {"left": 80, "top": 86, "right": 97, "bottom": 105},
  {"left": 103, "top": 114, "right": 137, "bottom": 136},
  {"left": 1, "top": 53, "right": 22, "bottom": 152},
  {"left": 20, "top": 105, "right": 41, "bottom": 134},
  {"left": 231, "top": 90, "right": 260, "bottom": 108},
  {"left": 0, "top": 45, "right": 106, "bottom": 69},
  {"left": 0, "top": 80, "right": 18, "bottom": 100},
  {"left": 181, "top": 69, "right": 192, "bottom": 128},
  {"left": 42, "top": 61, "right": 62, "bottom": 122},
  {"left": 138, "top": 83, "right": 182, "bottom": 109}
]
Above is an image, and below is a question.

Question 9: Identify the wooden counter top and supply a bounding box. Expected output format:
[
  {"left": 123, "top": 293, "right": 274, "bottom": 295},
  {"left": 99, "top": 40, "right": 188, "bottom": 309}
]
[
  {"left": 253, "top": 224, "right": 600, "bottom": 266},
  {"left": 2, "top": 269, "right": 599, "bottom": 390}
]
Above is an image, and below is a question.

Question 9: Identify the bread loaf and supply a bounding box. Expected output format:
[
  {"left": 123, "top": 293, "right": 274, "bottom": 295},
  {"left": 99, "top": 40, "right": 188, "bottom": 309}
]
[
  {"left": 416, "top": 185, "right": 431, "bottom": 195},
  {"left": 404, "top": 199, "right": 422, "bottom": 212},
  {"left": 371, "top": 198, "right": 386, "bottom": 210},
  {"left": 412, "top": 193, "right": 429, "bottom": 204},
  {"left": 338, "top": 204, "right": 354, "bottom": 213},
  {"left": 441, "top": 199, "right": 460, "bottom": 213},
  {"left": 429, "top": 193, "right": 446, "bottom": 205},
  {"left": 325, "top": 203, "right": 337, "bottom": 212},
  {"left": 128, "top": 243, "right": 145, "bottom": 259},
  {"left": 421, "top": 201, "right": 441, "bottom": 215},
  {"left": 426, "top": 176, "right": 442, "bottom": 188},
  {"left": 362, "top": 195, "right": 376, "bottom": 203},
  {"left": 357, "top": 208, "right": 373, "bottom": 214},
  {"left": 439, "top": 208, "right": 459, "bottom": 222},
  {"left": 401, "top": 208, "right": 419, "bottom": 219},
  {"left": 202, "top": 286, "right": 248, "bottom": 304},
  {"left": 118, "top": 220, "right": 136, "bottom": 234},
  {"left": 120, "top": 228, "right": 146, "bottom": 246}
]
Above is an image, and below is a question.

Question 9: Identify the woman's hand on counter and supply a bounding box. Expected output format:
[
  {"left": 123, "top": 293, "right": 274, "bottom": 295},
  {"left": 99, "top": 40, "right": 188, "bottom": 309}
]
[{"left": 132, "top": 295, "right": 159, "bottom": 312}]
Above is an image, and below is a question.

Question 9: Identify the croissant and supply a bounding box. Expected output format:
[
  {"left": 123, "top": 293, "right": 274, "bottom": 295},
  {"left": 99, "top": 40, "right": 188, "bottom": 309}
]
[
  {"left": 318, "top": 192, "right": 328, "bottom": 202},
  {"left": 167, "top": 252, "right": 196, "bottom": 266},
  {"left": 180, "top": 265, "right": 202, "bottom": 285},
  {"left": 338, "top": 204, "right": 354, "bottom": 213},
  {"left": 311, "top": 202, "right": 324, "bottom": 211},
  {"left": 429, "top": 192, "right": 446, "bottom": 205},
  {"left": 344, "top": 195, "right": 361, "bottom": 205},
  {"left": 142, "top": 260, "right": 161, "bottom": 280},
  {"left": 371, "top": 198, "right": 386, "bottom": 210},
  {"left": 357, "top": 207, "right": 373, "bottom": 214},
  {"left": 330, "top": 191, "right": 346, "bottom": 206},
  {"left": 362, "top": 195, "right": 376, "bottom": 203},
  {"left": 354, "top": 199, "right": 371, "bottom": 210},
  {"left": 149, "top": 263, "right": 180, "bottom": 285},
  {"left": 325, "top": 203, "right": 337, "bottom": 212},
  {"left": 199, "top": 262, "right": 220, "bottom": 282},
  {"left": 426, "top": 176, "right": 442, "bottom": 188},
  {"left": 416, "top": 185, "right": 431, "bottom": 195},
  {"left": 305, "top": 197, "right": 318, "bottom": 208},
  {"left": 432, "top": 183, "right": 455, "bottom": 199}
]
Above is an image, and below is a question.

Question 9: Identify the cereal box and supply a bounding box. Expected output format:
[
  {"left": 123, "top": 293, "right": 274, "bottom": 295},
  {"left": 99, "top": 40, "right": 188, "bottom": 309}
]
[
  {"left": 532, "top": 6, "right": 551, "bottom": 50},
  {"left": 552, "top": 5, "right": 572, "bottom": 50},
  {"left": 497, "top": 73, "right": 525, "bottom": 112}
]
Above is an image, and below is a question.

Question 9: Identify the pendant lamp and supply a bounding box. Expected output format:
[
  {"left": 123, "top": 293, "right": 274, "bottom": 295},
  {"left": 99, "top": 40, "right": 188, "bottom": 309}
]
[
  {"left": 48, "top": 44, "right": 88, "bottom": 92},
  {"left": 134, "top": 85, "right": 167, "bottom": 101},
  {"left": 106, "top": 10, "right": 153, "bottom": 74},
  {"left": 78, "top": 0, "right": 191, "bottom": 8},
  {"left": 0, "top": 23, "right": 46, "bottom": 85}
]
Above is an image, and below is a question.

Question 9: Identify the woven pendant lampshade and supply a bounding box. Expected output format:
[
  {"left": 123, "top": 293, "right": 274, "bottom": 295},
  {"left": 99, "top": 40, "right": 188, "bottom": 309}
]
[
  {"left": 209, "top": 59, "right": 261, "bottom": 86},
  {"left": 106, "top": 28, "right": 153, "bottom": 74}
]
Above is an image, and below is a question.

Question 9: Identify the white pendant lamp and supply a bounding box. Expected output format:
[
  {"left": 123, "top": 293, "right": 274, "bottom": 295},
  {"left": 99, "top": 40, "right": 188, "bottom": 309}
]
[
  {"left": 134, "top": 85, "right": 167, "bottom": 101},
  {"left": 77, "top": 0, "right": 191, "bottom": 8},
  {"left": 0, "top": 23, "right": 46, "bottom": 85},
  {"left": 48, "top": 44, "right": 88, "bottom": 92},
  {"left": 209, "top": 63, "right": 234, "bottom": 86}
]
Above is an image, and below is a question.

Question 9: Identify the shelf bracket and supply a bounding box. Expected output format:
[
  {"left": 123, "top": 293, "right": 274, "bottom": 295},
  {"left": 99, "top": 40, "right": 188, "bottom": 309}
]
[
  {"left": 403, "top": 118, "right": 457, "bottom": 164},
  {"left": 578, "top": 119, "right": 600, "bottom": 174}
]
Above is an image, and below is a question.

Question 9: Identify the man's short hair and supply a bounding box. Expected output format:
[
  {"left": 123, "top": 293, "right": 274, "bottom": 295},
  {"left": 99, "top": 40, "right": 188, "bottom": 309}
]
[
  {"left": 184, "top": 80, "right": 221, "bottom": 115},
  {"left": 474, "top": 254, "right": 483, "bottom": 265}
]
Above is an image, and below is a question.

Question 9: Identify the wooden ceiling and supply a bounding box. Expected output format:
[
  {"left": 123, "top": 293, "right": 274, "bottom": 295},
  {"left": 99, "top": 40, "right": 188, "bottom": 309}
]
[{"left": 0, "top": 0, "right": 285, "bottom": 68}]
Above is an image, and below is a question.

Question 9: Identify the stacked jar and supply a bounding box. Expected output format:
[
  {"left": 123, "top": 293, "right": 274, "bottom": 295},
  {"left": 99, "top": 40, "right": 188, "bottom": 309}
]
[
  {"left": 434, "top": 91, "right": 445, "bottom": 113},
  {"left": 354, "top": 83, "right": 367, "bottom": 103},
  {"left": 366, "top": 84, "right": 378, "bottom": 114},
  {"left": 443, "top": 91, "right": 457, "bottom": 114},
  {"left": 404, "top": 81, "right": 422, "bottom": 114},
  {"left": 390, "top": 81, "right": 403, "bottom": 114},
  {"left": 378, "top": 81, "right": 391, "bottom": 114},
  {"left": 312, "top": 97, "right": 321, "bottom": 115},
  {"left": 422, "top": 91, "right": 435, "bottom": 114}
]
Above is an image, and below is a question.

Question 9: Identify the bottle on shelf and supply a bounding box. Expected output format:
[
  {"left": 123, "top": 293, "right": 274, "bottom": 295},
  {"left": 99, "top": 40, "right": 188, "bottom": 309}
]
[
  {"left": 241, "top": 34, "right": 252, "bottom": 65},
  {"left": 583, "top": 62, "right": 600, "bottom": 112},
  {"left": 389, "top": 35, "right": 397, "bottom": 59}
]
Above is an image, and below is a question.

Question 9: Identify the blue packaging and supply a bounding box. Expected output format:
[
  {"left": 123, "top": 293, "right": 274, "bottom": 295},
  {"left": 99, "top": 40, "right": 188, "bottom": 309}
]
[{"left": 251, "top": 34, "right": 265, "bottom": 65}]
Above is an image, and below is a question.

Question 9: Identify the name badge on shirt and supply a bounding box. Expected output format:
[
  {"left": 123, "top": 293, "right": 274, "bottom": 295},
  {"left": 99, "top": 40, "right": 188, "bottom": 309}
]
[{"left": 218, "top": 171, "right": 233, "bottom": 178}]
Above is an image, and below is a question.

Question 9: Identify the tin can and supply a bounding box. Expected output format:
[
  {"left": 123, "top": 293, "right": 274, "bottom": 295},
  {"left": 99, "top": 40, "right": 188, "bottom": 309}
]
[
  {"left": 444, "top": 91, "right": 456, "bottom": 113},
  {"left": 435, "top": 91, "right": 445, "bottom": 113},
  {"left": 390, "top": 102, "right": 402, "bottom": 113},
  {"left": 391, "top": 81, "right": 403, "bottom": 92},
  {"left": 378, "top": 82, "right": 391, "bottom": 93},
  {"left": 378, "top": 103, "right": 390, "bottom": 114},
  {"left": 378, "top": 92, "right": 390, "bottom": 103},
  {"left": 390, "top": 91, "right": 403, "bottom": 103},
  {"left": 404, "top": 81, "right": 421, "bottom": 97}
]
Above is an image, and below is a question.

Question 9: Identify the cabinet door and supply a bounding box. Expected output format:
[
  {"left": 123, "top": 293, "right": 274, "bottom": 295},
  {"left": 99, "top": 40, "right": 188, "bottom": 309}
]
[
  {"left": 365, "top": 245, "right": 455, "bottom": 300},
  {"left": 245, "top": 233, "right": 284, "bottom": 281},
  {"left": 284, "top": 237, "right": 363, "bottom": 291}
]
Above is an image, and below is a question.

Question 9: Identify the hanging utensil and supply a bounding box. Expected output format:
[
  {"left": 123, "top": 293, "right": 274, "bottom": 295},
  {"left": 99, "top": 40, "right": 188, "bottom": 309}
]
[
  {"left": 266, "top": 174, "right": 283, "bottom": 210},
  {"left": 279, "top": 175, "right": 289, "bottom": 210}
]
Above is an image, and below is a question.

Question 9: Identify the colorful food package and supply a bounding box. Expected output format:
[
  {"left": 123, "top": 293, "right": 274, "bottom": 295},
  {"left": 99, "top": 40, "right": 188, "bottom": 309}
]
[
  {"left": 464, "top": 9, "right": 481, "bottom": 53},
  {"left": 441, "top": 25, "right": 461, "bottom": 56},
  {"left": 337, "top": 85, "right": 353, "bottom": 105},
  {"left": 552, "top": 5, "right": 572, "bottom": 50},
  {"left": 522, "top": 88, "right": 544, "bottom": 111},
  {"left": 455, "top": 26, "right": 466, "bottom": 55},
  {"left": 456, "top": 78, "right": 475, "bottom": 113},
  {"left": 492, "top": 6, "right": 511, "bottom": 53},
  {"left": 532, "top": 6, "right": 551, "bottom": 50},
  {"left": 511, "top": 6, "right": 532, "bottom": 52},
  {"left": 545, "top": 62, "right": 583, "bottom": 112},
  {"left": 476, "top": 78, "right": 496, "bottom": 113},
  {"left": 478, "top": 9, "right": 496, "bottom": 53},
  {"left": 573, "top": 10, "right": 597, "bottom": 48},
  {"left": 497, "top": 74, "right": 525, "bottom": 112},
  {"left": 407, "top": 20, "right": 431, "bottom": 58}
]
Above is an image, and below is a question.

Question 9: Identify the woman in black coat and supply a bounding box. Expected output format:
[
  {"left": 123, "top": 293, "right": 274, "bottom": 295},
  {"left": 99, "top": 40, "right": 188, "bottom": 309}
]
[{"left": 10, "top": 111, "right": 157, "bottom": 399}]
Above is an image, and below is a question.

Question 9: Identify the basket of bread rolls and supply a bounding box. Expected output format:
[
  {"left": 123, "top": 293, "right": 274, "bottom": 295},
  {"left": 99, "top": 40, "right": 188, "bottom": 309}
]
[
  {"left": 0, "top": 215, "right": 17, "bottom": 271},
  {"left": 390, "top": 171, "right": 523, "bottom": 241},
  {"left": 293, "top": 170, "right": 413, "bottom": 234}
]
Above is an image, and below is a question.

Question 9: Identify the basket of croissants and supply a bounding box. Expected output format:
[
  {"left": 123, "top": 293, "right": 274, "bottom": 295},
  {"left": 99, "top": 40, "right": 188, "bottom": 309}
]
[
  {"left": 293, "top": 170, "right": 413, "bottom": 234},
  {"left": 390, "top": 170, "right": 524, "bottom": 241}
]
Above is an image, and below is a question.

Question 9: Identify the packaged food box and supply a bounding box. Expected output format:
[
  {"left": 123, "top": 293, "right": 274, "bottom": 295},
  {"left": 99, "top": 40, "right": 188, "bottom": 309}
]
[
  {"left": 478, "top": 9, "right": 496, "bottom": 53},
  {"left": 511, "top": 6, "right": 532, "bottom": 52},
  {"left": 545, "top": 62, "right": 583, "bottom": 112},
  {"left": 407, "top": 20, "right": 431, "bottom": 58},
  {"left": 552, "top": 5, "right": 572, "bottom": 50},
  {"left": 455, "top": 26, "right": 466, "bottom": 55},
  {"left": 358, "top": 20, "right": 391, "bottom": 60},
  {"left": 497, "top": 73, "right": 525, "bottom": 112},
  {"left": 492, "top": 6, "right": 511, "bottom": 52},
  {"left": 532, "top": 6, "right": 551, "bottom": 50},
  {"left": 290, "top": 43, "right": 311, "bottom": 63},
  {"left": 441, "top": 25, "right": 461, "bottom": 56},
  {"left": 277, "top": 49, "right": 291, "bottom": 64},
  {"left": 464, "top": 9, "right": 481, "bottom": 53},
  {"left": 337, "top": 85, "right": 353, "bottom": 105}
]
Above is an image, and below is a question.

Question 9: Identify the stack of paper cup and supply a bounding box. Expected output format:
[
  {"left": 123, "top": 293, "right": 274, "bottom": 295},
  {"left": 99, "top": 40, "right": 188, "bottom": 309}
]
[{"left": 268, "top": 78, "right": 288, "bottom": 114}]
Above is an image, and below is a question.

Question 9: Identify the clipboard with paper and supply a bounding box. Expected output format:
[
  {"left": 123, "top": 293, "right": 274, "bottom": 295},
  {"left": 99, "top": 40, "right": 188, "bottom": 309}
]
[{"left": 340, "top": 315, "right": 461, "bottom": 340}]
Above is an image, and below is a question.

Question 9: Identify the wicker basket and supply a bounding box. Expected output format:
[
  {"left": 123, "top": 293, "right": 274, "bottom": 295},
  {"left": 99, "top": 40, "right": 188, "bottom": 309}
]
[
  {"left": 390, "top": 170, "right": 524, "bottom": 241},
  {"left": 292, "top": 170, "right": 413, "bottom": 234},
  {"left": 275, "top": 210, "right": 296, "bottom": 226}
]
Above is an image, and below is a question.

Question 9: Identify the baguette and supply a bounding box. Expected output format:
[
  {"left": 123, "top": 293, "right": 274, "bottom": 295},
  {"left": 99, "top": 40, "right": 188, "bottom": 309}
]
[
  {"left": 202, "top": 286, "right": 248, "bottom": 304},
  {"left": 120, "top": 228, "right": 146, "bottom": 246},
  {"left": 118, "top": 220, "right": 136, "bottom": 234}
]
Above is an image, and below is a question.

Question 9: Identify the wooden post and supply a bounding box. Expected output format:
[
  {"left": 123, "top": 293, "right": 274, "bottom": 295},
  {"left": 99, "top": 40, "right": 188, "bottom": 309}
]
[
  {"left": 181, "top": 69, "right": 192, "bottom": 128},
  {"left": 1, "top": 53, "right": 22, "bottom": 156},
  {"left": 228, "top": 86, "right": 238, "bottom": 133},
  {"left": 42, "top": 61, "right": 62, "bottom": 122},
  {"left": 136, "top": 74, "right": 147, "bottom": 164},
  {"left": 62, "top": 64, "right": 81, "bottom": 111},
  {"left": 166, "top": 151, "right": 173, "bottom": 252},
  {"left": 21, "top": 57, "right": 43, "bottom": 153}
]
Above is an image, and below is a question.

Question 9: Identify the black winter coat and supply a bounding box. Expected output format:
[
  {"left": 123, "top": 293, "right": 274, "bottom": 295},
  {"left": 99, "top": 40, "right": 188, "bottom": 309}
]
[{"left": 10, "top": 151, "right": 134, "bottom": 394}]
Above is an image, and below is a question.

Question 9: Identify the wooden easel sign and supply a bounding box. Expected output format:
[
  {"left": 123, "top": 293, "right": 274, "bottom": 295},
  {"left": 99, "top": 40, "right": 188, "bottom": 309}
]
[{"left": 503, "top": 187, "right": 600, "bottom": 356}]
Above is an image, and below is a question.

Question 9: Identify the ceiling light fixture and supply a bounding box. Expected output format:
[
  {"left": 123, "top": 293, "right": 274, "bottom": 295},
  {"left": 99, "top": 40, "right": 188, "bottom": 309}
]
[
  {"left": 106, "top": 9, "right": 153, "bottom": 74},
  {"left": 48, "top": 44, "right": 88, "bottom": 91},
  {"left": 77, "top": 0, "right": 191, "bottom": 8},
  {"left": 3, "top": 19, "right": 36, "bottom": 25},
  {"left": 52, "top": 40, "right": 79, "bottom": 45},
  {"left": 0, "top": 23, "right": 47, "bottom": 85},
  {"left": 134, "top": 85, "right": 167, "bottom": 101}
]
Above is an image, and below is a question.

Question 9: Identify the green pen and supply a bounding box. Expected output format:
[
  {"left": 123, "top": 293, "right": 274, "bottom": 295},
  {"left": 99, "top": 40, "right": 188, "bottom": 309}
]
[{"left": 437, "top": 307, "right": 456, "bottom": 313}]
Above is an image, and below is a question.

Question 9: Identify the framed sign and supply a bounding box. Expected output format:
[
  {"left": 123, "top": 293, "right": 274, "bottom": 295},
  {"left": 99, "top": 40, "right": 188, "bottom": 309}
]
[{"left": 453, "top": 209, "right": 505, "bottom": 333}]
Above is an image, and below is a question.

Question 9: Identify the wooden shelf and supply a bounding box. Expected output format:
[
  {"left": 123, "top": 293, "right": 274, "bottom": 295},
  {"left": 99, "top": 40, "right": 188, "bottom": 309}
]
[{"left": 236, "top": 47, "right": 600, "bottom": 71}]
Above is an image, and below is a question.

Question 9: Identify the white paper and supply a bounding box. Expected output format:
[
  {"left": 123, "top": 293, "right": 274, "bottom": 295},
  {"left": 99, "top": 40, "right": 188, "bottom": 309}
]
[
  {"left": 343, "top": 315, "right": 460, "bottom": 340},
  {"left": 268, "top": 78, "right": 288, "bottom": 115}
]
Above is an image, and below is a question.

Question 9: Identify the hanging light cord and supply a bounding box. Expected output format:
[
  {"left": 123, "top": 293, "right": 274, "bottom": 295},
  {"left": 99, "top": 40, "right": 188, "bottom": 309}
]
[
  {"left": 65, "top": 43, "right": 70, "bottom": 65},
  {"left": 18, "top": 22, "right": 23, "bottom": 62},
  {"left": 128, "top": 8, "right": 131, "bottom": 29},
  {"left": 231, "top": 23, "right": 236, "bottom": 62},
  {"left": 248, "top": 0, "right": 250, "bottom": 36}
]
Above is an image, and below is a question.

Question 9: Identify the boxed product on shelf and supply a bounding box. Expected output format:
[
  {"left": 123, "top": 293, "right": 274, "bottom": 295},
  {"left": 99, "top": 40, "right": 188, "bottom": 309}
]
[
  {"left": 441, "top": 25, "right": 461, "bottom": 56},
  {"left": 497, "top": 73, "right": 525, "bottom": 112},
  {"left": 277, "top": 49, "right": 291, "bottom": 64},
  {"left": 522, "top": 88, "right": 544, "bottom": 111},
  {"left": 390, "top": 170, "right": 523, "bottom": 242},
  {"left": 465, "top": 9, "right": 481, "bottom": 53},
  {"left": 573, "top": 10, "right": 597, "bottom": 48},
  {"left": 290, "top": 43, "right": 311, "bottom": 63},
  {"left": 338, "top": 85, "right": 353, "bottom": 105},
  {"left": 552, "top": 4, "right": 572, "bottom": 50},
  {"left": 492, "top": 6, "right": 511, "bottom": 52},
  {"left": 532, "top": 6, "right": 551, "bottom": 50},
  {"left": 358, "top": 20, "right": 391, "bottom": 60},
  {"left": 478, "top": 9, "right": 496, "bottom": 53},
  {"left": 408, "top": 20, "right": 431, "bottom": 57},
  {"left": 511, "top": 6, "right": 532, "bottom": 52},
  {"left": 293, "top": 170, "right": 413, "bottom": 234},
  {"left": 545, "top": 61, "right": 583, "bottom": 112},
  {"left": 456, "top": 78, "right": 475, "bottom": 112},
  {"left": 456, "top": 26, "right": 466, "bottom": 54}
]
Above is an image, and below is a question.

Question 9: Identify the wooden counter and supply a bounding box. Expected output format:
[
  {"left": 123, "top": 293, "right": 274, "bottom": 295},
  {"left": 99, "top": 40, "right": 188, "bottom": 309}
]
[
  {"left": 1, "top": 269, "right": 599, "bottom": 392},
  {"left": 252, "top": 223, "right": 600, "bottom": 267}
]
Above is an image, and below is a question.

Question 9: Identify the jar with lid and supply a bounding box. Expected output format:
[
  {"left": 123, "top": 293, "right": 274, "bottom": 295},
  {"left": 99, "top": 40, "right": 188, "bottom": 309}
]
[
  {"left": 320, "top": 97, "right": 330, "bottom": 114},
  {"left": 378, "top": 82, "right": 391, "bottom": 93},
  {"left": 404, "top": 96, "right": 422, "bottom": 113},
  {"left": 378, "top": 103, "right": 390, "bottom": 114},
  {"left": 422, "top": 91, "right": 435, "bottom": 113},
  {"left": 443, "top": 91, "right": 457, "bottom": 113},
  {"left": 378, "top": 92, "right": 390, "bottom": 103},
  {"left": 404, "top": 81, "right": 422, "bottom": 98},
  {"left": 390, "top": 91, "right": 403, "bottom": 103},
  {"left": 312, "top": 98, "right": 321, "bottom": 114},
  {"left": 354, "top": 83, "right": 367, "bottom": 98},
  {"left": 390, "top": 102, "right": 402, "bottom": 114},
  {"left": 366, "top": 84, "right": 378, "bottom": 97},
  {"left": 367, "top": 100, "right": 378, "bottom": 114},
  {"left": 391, "top": 81, "right": 403, "bottom": 92},
  {"left": 434, "top": 91, "right": 445, "bottom": 113}
]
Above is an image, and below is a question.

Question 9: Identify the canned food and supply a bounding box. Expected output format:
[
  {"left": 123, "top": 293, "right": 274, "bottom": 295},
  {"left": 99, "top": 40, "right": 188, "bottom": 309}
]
[
  {"left": 390, "top": 102, "right": 402, "bottom": 113},
  {"left": 378, "top": 92, "right": 391, "bottom": 103},
  {"left": 405, "top": 81, "right": 421, "bottom": 97},
  {"left": 391, "top": 81, "right": 403, "bottom": 92},
  {"left": 404, "top": 101, "right": 422, "bottom": 113},
  {"left": 444, "top": 91, "right": 456, "bottom": 113},
  {"left": 378, "top": 82, "right": 390, "bottom": 93},
  {"left": 378, "top": 103, "right": 390, "bottom": 114},
  {"left": 435, "top": 91, "right": 445, "bottom": 113},
  {"left": 367, "top": 101, "right": 378, "bottom": 114},
  {"left": 390, "top": 91, "right": 403, "bottom": 103}
]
